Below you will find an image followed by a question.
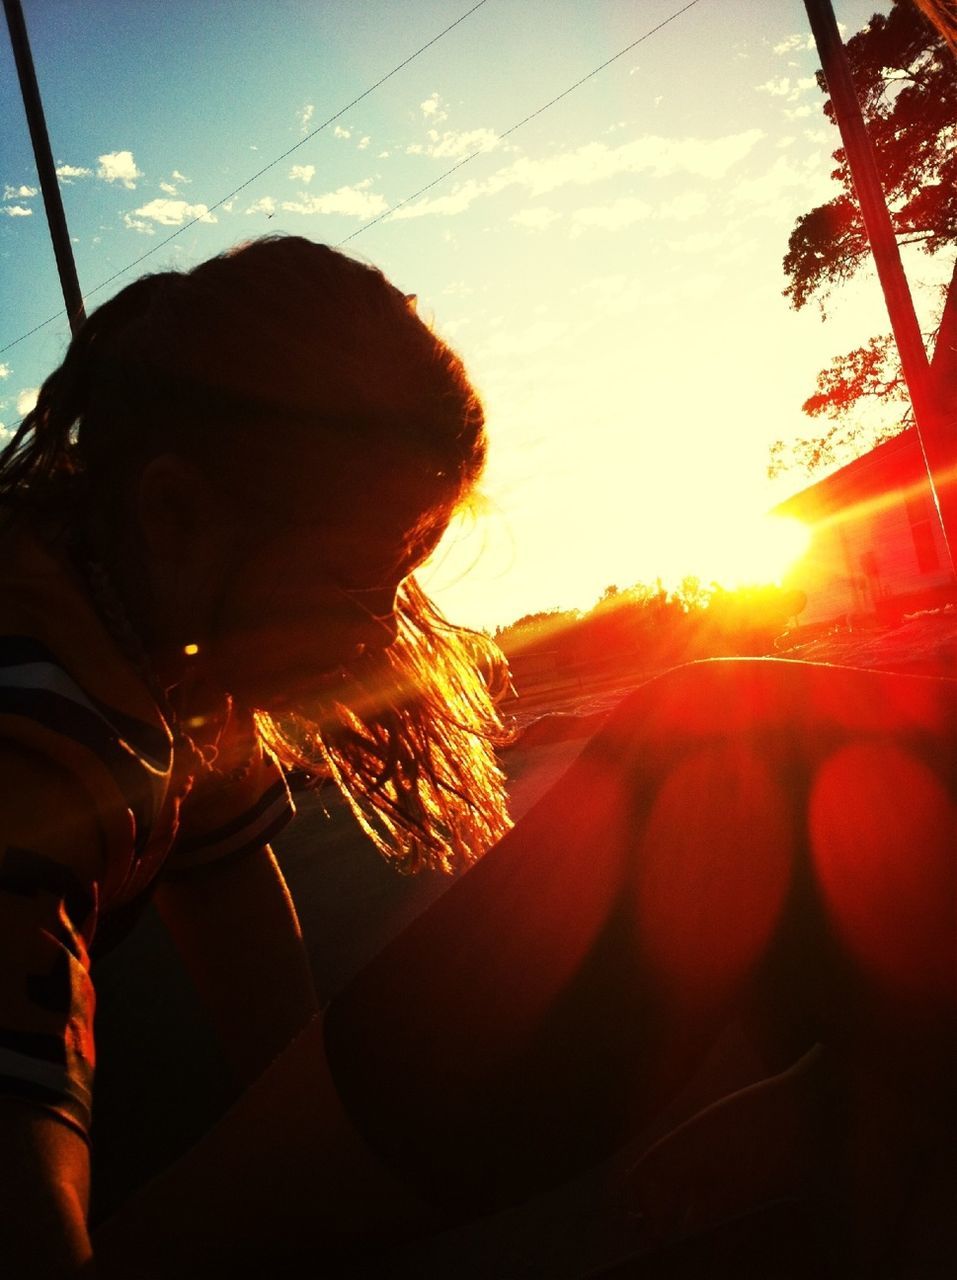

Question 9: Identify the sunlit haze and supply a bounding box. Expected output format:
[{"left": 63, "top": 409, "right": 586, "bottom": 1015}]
[{"left": 3, "top": 0, "right": 935, "bottom": 630}]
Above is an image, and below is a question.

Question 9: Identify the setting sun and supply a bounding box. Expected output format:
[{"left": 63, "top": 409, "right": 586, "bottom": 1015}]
[{"left": 665, "top": 513, "right": 812, "bottom": 591}]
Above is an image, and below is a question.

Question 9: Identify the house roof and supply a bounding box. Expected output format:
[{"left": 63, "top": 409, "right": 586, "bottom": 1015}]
[{"left": 772, "top": 428, "right": 931, "bottom": 521}]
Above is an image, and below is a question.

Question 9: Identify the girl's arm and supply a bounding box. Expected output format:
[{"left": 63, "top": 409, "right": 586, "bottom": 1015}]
[
  {"left": 0, "top": 1099, "right": 94, "bottom": 1277},
  {"left": 153, "top": 844, "right": 319, "bottom": 1088}
]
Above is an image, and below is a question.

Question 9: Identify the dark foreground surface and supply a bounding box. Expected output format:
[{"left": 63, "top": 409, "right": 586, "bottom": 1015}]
[{"left": 90, "top": 626, "right": 957, "bottom": 1276}]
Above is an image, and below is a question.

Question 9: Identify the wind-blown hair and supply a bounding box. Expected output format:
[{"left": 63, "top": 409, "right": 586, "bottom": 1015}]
[{"left": 0, "top": 236, "right": 511, "bottom": 872}]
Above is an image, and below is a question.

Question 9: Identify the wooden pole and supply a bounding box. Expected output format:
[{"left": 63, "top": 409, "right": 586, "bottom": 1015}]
[
  {"left": 4, "top": 0, "right": 86, "bottom": 334},
  {"left": 804, "top": 0, "right": 957, "bottom": 576}
]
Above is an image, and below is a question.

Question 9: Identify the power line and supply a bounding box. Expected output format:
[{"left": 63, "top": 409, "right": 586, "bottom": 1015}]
[
  {"left": 340, "top": 0, "right": 705, "bottom": 243},
  {"left": 0, "top": 0, "right": 491, "bottom": 356}
]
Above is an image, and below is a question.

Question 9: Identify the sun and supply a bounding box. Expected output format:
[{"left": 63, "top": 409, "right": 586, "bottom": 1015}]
[
  {"left": 702, "top": 514, "right": 812, "bottom": 590},
  {"left": 653, "top": 513, "right": 812, "bottom": 594}
]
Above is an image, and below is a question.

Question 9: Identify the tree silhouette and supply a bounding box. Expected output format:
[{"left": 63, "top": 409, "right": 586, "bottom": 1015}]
[{"left": 770, "top": 0, "right": 957, "bottom": 479}]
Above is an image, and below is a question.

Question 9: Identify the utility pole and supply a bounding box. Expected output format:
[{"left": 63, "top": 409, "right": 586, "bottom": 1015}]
[
  {"left": 4, "top": 0, "right": 86, "bottom": 334},
  {"left": 804, "top": 0, "right": 957, "bottom": 576}
]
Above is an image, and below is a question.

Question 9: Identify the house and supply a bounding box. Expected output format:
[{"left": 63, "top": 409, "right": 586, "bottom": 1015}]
[{"left": 773, "top": 428, "right": 957, "bottom": 627}]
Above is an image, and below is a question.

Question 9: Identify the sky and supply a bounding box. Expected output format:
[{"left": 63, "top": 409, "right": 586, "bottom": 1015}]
[{"left": 1, "top": 0, "right": 943, "bottom": 630}]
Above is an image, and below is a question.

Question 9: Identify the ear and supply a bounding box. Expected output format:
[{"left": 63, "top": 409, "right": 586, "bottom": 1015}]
[{"left": 137, "top": 454, "right": 229, "bottom": 564}]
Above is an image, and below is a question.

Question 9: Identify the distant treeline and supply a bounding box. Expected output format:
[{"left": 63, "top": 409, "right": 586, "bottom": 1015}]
[{"left": 494, "top": 579, "right": 806, "bottom": 692}]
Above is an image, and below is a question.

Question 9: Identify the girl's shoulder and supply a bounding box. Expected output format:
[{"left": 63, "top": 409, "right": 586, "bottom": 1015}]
[{"left": 0, "top": 512, "right": 174, "bottom": 866}]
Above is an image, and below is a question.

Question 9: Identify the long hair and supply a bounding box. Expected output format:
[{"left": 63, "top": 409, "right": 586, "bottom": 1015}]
[{"left": 1, "top": 237, "right": 512, "bottom": 872}]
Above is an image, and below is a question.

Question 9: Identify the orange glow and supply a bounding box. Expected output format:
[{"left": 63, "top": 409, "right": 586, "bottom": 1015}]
[
  {"left": 183, "top": 642, "right": 200, "bottom": 656},
  {"left": 810, "top": 742, "right": 956, "bottom": 1005}
]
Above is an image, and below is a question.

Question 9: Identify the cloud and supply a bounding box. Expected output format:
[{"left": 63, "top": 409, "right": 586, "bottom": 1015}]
[
  {"left": 420, "top": 92, "right": 447, "bottom": 122},
  {"left": 510, "top": 207, "right": 561, "bottom": 230},
  {"left": 158, "top": 169, "right": 190, "bottom": 196},
  {"left": 728, "top": 153, "right": 831, "bottom": 220},
  {"left": 570, "top": 196, "right": 653, "bottom": 234},
  {"left": 299, "top": 103, "right": 315, "bottom": 134},
  {"left": 3, "top": 184, "right": 37, "bottom": 200},
  {"left": 509, "top": 130, "right": 764, "bottom": 194},
  {"left": 123, "top": 198, "right": 217, "bottom": 232},
  {"left": 56, "top": 163, "right": 92, "bottom": 182},
  {"left": 772, "top": 33, "right": 815, "bottom": 55},
  {"left": 392, "top": 180, "right": 485, "bottom": 220},
  {"left": 16, "top": 388, "right": 39, "bottom": 416},
  {"left": 97, "top": 150, "right": 143, "bottom": 189},
  {"left": 758, "top": 77, "right": 793, "bottom": 97},
  {"left": 289, "top": 164, "right": 315, "bottom": 184},
  {"left": 658, "top": 191, "right": 709, "bottom": 221},
  {"left": 2, "top": 205, "right": 32, "bottom": 217},
  {"left": 664, "top": 229, "right": 730, "bottom": 254},
  {"left": 425, "top": 127, "right": 498, "bottom": 160},
  {"left": 280, "top": 182, "right": 387, "bottom": 219},
  {"left": 333, "top": 125, "right": 351, "bottom": 140},
  {"left": 222, "top": 199, "right": 235, "bottom": 213},
  {"left": 395, "top": 129, "right": 764, "bottom": 220},
  {"left": 246, "top": 196, "right": 277, "bottom": 215},
  {"left": 756, "top": 75, "right": 817, "bottom": 104},
  {"left": 0, "top": 362, "right": 10, "bottom": 379},
  {"left": 358, "top": 136, "right": 370, "bottom": 151}
]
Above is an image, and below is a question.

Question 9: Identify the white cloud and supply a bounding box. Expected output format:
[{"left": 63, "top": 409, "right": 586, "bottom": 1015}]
[
  {"left": 97, "top": 150, "right": 143, "bottom": 189},
  {"left": 392, "top": 180, "right": 484, "bottom": 220},
  {"left": 246, "top": 196, "right": 277, "bottom": 215},
  {"left": 0, "top": 362, "right": 10, "bottom": 379},
  {"left": 16, "top": 388, "right": 38, "bottom": 416},
  {"left": 394, "top": 129, "right": 764, "bottom": 220},
  {"left": 358, "top": 136, "right": 370, "bottom": 151},
  {"left": 510, "top": 207, "right": 561, "bottom": 230},
  {"left": 56, "top": 163, "right": 92, "bottom": 182},
  {"left": 658, "top": 191, "right": 708, "bottom": 221},
  {"left": 570, "top": 196, "right": 653, "bottom": 234},
  {"left": 281, "top": 182, "right": 387, "bottom": 219},
  {"left": 3, "top": 184, "right": 37, "bottom": 200},
  {"left": 478, "top": 319, "right": 568, "bottom": 361},
  {"left": 333, "top": 125, "right": 351, "bottom": 140},
  {"left": 2, "top": 205, "right": 32, "bottom": 217},
  {"left": 289, "top": 164, "right": 315, "bottom": 184},
  {"left": 420, "top": 92, "right": 447, "bottom": 122},
  {"left": 772, "top": 33, "right": 815, "bottom": 55},
  {"left": 123, "top": 198, "right": 216, "bottom": 232},
  {"left": 758, "top": 77, "right": 793, "bottom": 97},
  {"left": 756, "top": 75, "right": 818, "bottom": 104},
  {"left": 426, "top": 127, "right": 498, "bottom": 160},
  {"left": 222, "top": 198, "right": 235, "bottom": 212},
  {"left": 159, "top": 169, "right": 190, "bottom": 195},
  {"left": 505, "top": 130, "right": 765, "bottom": 196},
  {"left": 728, "top": 153, "right": 831, "bottom": 219},
  {"left": 299, "top": 103, "right": 315, "bottom": 134},
  {"left": 665, "top": 229, "right": 729, "bottom": 255}
]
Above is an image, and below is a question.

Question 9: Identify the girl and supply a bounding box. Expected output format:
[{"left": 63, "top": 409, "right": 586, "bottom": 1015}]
[{"left": 0, "top": 237, "right": 952, "bottom": 1278}]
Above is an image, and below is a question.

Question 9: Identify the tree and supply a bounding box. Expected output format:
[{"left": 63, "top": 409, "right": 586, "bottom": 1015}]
[{"left": 770, "top": 0, "right": 957, "bottom": 480}]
